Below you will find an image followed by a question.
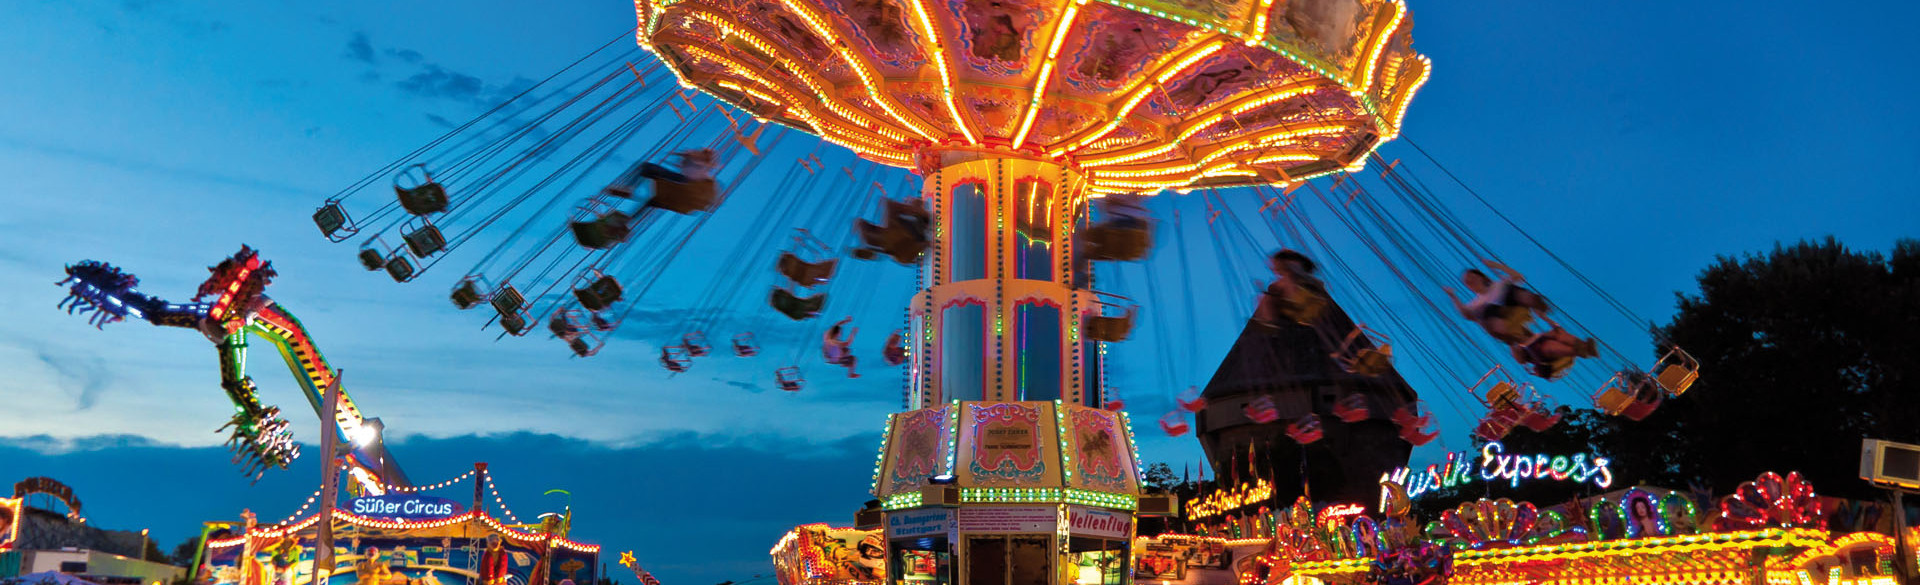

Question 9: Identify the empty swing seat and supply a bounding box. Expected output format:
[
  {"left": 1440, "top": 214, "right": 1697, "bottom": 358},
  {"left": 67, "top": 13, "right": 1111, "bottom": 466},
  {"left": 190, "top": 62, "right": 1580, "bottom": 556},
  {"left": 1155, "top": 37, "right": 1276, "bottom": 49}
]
[
  {"left": 357, "top": 249, "right": 386, "bottom": 271},
  {"left": 405, "top": 224, "right": 446, "bottom": 257},
  {"left": 647, "top": 179, "right": 718, "bottom": 214},
  {"left": 1483, "top": 381, "right": 1521, "bottom": 410},
  {"left": 384, "top": 255, "right": 416, "bottom": 282},
  {"left": 314, "top": 203, "right": 350, "bottom": 239},
  {"left": 575, "top": 276, "right": 624, "bottom": 312},
  {"left": 491, "top": 285, "right": 526, "bottom": 316},
  {"left": 499, "top": 312, "right": 531, "bottom": 337},
  {"left": 1654, "top": 347, "right": 1700, "bottom": 396},
  {"left": 661, "top": 347, "right": 691, "bottom": 372},
  {"left": 775, "top": 366, "right": 804, "bottom": 391},
  {"left": 451, "top": 279, "right": 484, "bottom": 310},
  {"left": 683, "top": 332, "right": 711, "bottom": 357},
  {"left": 777, "top": 253, "right": 838, "bottom": 287},
  {"left": 732, "top": 333, "right": 759, "bottom": 357},
  {"left": 395, "top": 182, "right": 449, "bottom": 216},
  {"left": 771, "top": 288, "right": 826, "bottom": 321},
  {"left": 1081, "top": 226, "right": 1151, "bottom": 261},
  {"left": 568, "top": 337, "right": 597, "bottom": 358},
  {"left": 571, "top": 212, "right": 634, "bottom": 250}
]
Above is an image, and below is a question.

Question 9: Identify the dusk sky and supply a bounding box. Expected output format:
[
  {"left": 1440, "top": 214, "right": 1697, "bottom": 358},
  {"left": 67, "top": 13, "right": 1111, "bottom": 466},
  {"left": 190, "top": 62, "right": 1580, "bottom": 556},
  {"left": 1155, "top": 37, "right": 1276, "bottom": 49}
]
[{"left": 2, "top": 0, "right": 1916, "bottom": 584}]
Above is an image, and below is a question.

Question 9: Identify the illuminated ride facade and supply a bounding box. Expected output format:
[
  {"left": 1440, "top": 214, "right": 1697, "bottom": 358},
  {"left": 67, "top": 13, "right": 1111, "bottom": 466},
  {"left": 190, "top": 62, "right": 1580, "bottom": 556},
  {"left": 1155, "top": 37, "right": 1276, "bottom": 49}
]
[{"left": 193, "top": 464, "right": 601, "bottom": 585}]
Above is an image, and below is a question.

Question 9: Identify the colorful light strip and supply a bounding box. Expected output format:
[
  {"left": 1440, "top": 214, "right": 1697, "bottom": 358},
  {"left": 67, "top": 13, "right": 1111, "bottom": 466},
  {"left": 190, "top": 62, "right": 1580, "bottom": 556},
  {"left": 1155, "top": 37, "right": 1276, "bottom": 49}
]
[
  {"left": 1049, "top": 38, "right": 1226, "bottom": 157},
  {"left": 1351, "top": 0, "right": 1406, "bottom": 94},
  {"left": 206, "top": 509, "right": 599, "bottom": 553},
  {"left": 902, "top": 0, "right": 974, "bottom": 143},
  {"left": 774, "top": 0, "right": 940, "bottom": 141},
  {"left": 1011, "top": 0, "right": 1088, "bottom": 148}
]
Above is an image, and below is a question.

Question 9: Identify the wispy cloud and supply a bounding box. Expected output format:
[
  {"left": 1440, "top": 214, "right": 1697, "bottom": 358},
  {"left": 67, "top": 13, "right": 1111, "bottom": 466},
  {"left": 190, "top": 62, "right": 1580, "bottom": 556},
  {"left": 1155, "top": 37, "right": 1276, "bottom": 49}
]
[
  {"left": 345, "top": 31, "right": 376, "bottom": 64},
  {"left": 397, "top": 65, "right": 487, "bottom": 103},
  {"left": 32, "top": 346, "right": 113, "bottom": 411}
]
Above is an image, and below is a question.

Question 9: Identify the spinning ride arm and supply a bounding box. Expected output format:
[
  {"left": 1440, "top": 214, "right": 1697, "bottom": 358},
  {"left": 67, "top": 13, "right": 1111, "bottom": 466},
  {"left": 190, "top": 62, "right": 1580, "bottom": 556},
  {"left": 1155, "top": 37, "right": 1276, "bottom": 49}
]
[{"left": 58, "top": 247, "right": 410, "bottom": 487}]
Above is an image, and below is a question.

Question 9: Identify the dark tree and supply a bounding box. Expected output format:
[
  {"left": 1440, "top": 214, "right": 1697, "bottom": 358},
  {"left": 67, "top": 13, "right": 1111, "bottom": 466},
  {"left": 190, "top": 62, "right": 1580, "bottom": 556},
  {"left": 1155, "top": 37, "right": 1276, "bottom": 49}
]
[
  {"left": 1629, "top": 237, "right": 1920, "bottom": 500},
  {"left": 1142, "top": 463, "right": 1181, "bottom": 492},
  {"left": 169, "top": 537, "right": 202, "bottom": 566}
]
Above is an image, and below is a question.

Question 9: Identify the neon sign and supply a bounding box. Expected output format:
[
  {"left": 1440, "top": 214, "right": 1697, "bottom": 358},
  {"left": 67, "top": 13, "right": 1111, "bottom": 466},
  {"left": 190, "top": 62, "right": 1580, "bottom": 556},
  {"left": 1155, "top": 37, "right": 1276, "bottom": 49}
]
[
  {"left": 1380, "top": 441, "right": 1613, "bottom": 504},
  {"left": 1186, "top": 478, "right": 1273, "bottom": 520}
]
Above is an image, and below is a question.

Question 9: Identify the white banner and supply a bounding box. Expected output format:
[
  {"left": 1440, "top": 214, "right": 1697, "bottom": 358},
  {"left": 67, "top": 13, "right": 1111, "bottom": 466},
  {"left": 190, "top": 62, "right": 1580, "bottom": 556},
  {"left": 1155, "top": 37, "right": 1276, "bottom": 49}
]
[
  {"left": 1067, "top": 506, "right": 1132, "bottom": 539},
  {"left": 957, "top": 506, "right": 1057, "bottom": 533}
]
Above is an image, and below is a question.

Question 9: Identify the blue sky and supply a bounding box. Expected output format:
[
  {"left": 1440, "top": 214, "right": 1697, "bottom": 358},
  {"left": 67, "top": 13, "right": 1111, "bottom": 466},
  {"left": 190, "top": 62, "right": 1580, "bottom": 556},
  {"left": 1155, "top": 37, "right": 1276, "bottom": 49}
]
[{"left": 1, "top": 0, "right": 1916, "bottom": 583}]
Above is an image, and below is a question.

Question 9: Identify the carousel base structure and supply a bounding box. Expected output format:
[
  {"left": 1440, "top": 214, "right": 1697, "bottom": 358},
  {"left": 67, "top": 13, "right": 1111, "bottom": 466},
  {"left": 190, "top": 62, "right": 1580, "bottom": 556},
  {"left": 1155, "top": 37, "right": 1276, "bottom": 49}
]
[{"left": 774, "top": 401, "right": 1168, "bottom": 585}]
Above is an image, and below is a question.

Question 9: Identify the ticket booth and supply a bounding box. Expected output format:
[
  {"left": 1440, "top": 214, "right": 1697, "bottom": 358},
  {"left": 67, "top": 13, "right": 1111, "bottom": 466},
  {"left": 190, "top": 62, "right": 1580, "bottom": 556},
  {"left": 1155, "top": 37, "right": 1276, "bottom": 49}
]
[{"left": 873, "top": 401, "right": 1146, "bottom": 585}]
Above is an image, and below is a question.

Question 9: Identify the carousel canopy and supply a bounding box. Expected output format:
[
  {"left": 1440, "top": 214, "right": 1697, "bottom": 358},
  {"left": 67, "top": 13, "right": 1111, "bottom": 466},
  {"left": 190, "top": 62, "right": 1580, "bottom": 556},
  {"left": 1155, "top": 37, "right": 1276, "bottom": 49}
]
[{"left": 633, "top": 0, "right": 1428, "bottom": 191}]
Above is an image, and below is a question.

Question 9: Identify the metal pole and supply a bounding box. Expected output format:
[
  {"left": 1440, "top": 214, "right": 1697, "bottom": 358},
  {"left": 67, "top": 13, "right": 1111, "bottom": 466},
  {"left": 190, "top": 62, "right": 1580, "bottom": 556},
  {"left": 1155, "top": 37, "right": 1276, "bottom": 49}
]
[
  {"left": 312, "top": 376, "right": 342, "bottom": 585},
  {"left": 1895, "top": 490, "right": 1911, "bottom": 584}
]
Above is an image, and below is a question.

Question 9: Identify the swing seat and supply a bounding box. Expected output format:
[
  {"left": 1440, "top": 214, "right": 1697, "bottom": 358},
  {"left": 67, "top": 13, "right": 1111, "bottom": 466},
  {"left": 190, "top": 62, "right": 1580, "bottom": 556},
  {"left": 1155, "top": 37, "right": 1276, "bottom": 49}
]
[
  {"left": 1473, "top": 406, "right": 1524, "bottom": 441},
  {"left": 491, "top": 285, "right": 526, "bottom": 316},
  {"left": 1593, "top": 385, "right": 1635, "bottom": 416},
  {"left": 856, "top": 220, "right": 929, "bottom": 264},
  {"left": 575, "top": 275, "right": 624, "bottom": 312},
  {"left": 571, "top": 212, "right": 633, "bottom": 250},
  {"left": 771, "top": 288, "right": 826, "bottom": 320},
  {"left": 1159, "top": 413, "right": 1190, "bottom": 437},
  {"left": 1081, "top": 225, "right": 1151, "bottom": 261},
  {"left": 1332, "top": 395, "right": 1371, "bottom": 423},
  {"left": 357, "top": 249, "right": 386, "bottom": 271},
  {"left": 661, "top": 346, "right": 693, "bottom": 372},
  {"left": 775, "top": 366, "right": 804, "bottom": 391},
  {"left": 732, "top": 333, "right": 759, "bottom": 357},
  {"left": 1340, "top": 346, "right": 1394, "bottom": 377},
  {"left": 1482, "top": 381, "right": 1521, "bottom": 410},
  {"left": 1103, "top": 400, "right": 1125, "bottom": 411},
  {"left": 1177, "top": 395, "right": 1207, "bottom": 413},
  {"left": 1620, "top": 383, "right": 1664, "bottom": 421},
  {"left": 1653, "top": 347, "right": 1699, "bottom": 396},
  {"left": 777, "top": 253, "right": 838, "bottom": 287},
  {"left": 404, "top": 224, "right": 446, "bottom": 257},
  {"left": 384, "top": 255, "right": 416, "bottom": 282},
  {"left": 451, "top": 279, "right": 484, "bottom": 310},
  {"left": 683, "top": 332, "right": 711, "bottom": 357},
  {"left": 1082, "top": 308, "right": 1137, "bottom": 343},
  {"left": 314, "top": 203, "right": 350, "bottom": 239},
  {"left": 647, "top": 179, "right": 718, "bottom": 214},
  {"left": 1244, "top": 396, "right": 1280, "bottom": 424},
  {"left": 395, "top": 182, "right": 449, "bottom": 216},
  {"left": 499, "top": 312, "right": 531, "bottom": 337},
  {"left": 1520, "top": 407, "right": 1561, "bottom": 432},
  {"left": 550, "top": 313, "right": 583, "bottom": 340},
  {"left": 568, "top": 337, "right": 598, "bottom": 358},
  {"left": 1286, "top": 415, "right": 1324, "bottom": 444}
]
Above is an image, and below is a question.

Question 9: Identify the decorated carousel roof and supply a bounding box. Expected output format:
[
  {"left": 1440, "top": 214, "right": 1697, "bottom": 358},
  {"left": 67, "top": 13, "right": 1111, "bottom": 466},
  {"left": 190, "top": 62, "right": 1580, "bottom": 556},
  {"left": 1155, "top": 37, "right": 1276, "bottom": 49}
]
[{"left": 634, "top": 0, "right": 1428, "bottom": 192}]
